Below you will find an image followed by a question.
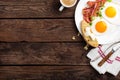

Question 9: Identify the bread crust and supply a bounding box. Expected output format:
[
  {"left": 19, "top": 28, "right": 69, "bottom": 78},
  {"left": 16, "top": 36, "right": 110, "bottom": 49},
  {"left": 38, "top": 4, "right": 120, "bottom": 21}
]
[{"left": 81, "top": 20, "right": 99, "bottom": 47}]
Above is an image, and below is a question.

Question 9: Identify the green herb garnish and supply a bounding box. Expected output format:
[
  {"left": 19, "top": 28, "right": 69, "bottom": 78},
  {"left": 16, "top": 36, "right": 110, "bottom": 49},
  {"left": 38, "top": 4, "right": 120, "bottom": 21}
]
[
  {"left": 89, "top": 22, "right": 92, "bottom": 26},
  {"left": 100, "top": 7, "right": 103, "bottom": 10},
  {"left": 107, "top": 0, "right": 112, "bottom": 2},
  {"left": 91, "top": 16, "right": 95, "bottom": 20},
  {"left": 97, "top": 11, "right": 102, "bottom": 17}
]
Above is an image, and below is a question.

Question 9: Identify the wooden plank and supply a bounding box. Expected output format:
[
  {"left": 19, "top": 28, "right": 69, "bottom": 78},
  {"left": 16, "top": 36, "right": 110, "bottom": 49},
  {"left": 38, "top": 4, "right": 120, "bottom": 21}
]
[
  {"left": 0, "top": 0, "right": 51, "bottom": 5},
  {"left": 0, "top": 0, "right": 66, "bottom": 5},
  {"left": 0, "top": 42, "right": 90, "bottom": 65},
  {"left": 0, "top": 19, "right": 82, "bottom": 42},
  {"left": 0, "top": 0, "right": 76, "bottom": 18},
  {"left": 0, "top": 66, "right": 119, "bottom": 79}
]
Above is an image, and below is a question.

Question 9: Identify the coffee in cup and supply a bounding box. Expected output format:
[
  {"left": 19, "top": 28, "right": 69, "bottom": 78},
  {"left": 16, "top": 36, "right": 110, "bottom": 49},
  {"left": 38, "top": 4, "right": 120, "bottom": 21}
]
[{"left": 59, "top": 0, "right": 77, "bottom": 11}]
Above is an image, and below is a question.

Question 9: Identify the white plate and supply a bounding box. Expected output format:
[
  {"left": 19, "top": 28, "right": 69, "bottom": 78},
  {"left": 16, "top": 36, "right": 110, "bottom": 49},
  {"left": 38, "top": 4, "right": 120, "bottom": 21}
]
[{"left": 75, "top": 0, "right": 120, "bottom": 44}]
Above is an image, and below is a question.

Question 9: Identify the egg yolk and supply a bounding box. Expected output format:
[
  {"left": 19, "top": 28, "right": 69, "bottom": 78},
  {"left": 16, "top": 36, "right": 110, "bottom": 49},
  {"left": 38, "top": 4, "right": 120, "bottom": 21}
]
[
  {"left": 105, "top": 6, "right": 116, "bottom": 18},
  {"left": 95, "top": 21, "right": 107, "bottom": 33}
]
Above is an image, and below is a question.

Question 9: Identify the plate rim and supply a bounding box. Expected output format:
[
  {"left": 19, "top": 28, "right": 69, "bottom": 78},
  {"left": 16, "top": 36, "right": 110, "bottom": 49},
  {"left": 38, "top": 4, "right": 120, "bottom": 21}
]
[{"left": 74, "top": 0, "right": 120, "bottom": 44}]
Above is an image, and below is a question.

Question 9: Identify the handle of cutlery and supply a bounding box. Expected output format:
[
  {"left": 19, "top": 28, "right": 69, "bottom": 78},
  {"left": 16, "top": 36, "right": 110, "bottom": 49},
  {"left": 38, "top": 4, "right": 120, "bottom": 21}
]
[
  {"left": 98, "top": 51, "right": 113, "bottom": 67},
  {"left": 59, "top": 5, "right": 64, "bottom": 12}
]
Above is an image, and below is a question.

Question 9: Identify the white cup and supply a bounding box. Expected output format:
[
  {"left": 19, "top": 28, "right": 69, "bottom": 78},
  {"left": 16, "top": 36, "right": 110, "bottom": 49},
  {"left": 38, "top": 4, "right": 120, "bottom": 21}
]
[{"left": 59, "top": 0, "right": 77, "bottom": 12}]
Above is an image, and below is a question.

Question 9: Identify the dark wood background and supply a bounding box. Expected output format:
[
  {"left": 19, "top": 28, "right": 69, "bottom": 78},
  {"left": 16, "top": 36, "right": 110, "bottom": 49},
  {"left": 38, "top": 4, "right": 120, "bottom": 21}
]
[{"left": 0, "top": 0, "right": 120, "bottom": 79}]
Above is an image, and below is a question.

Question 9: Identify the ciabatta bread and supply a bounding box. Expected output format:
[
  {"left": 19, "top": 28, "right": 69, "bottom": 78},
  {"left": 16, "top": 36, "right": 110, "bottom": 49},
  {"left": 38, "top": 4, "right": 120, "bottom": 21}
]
[{"left": 81, "top": 20, "right": 99, "bottom": 47}]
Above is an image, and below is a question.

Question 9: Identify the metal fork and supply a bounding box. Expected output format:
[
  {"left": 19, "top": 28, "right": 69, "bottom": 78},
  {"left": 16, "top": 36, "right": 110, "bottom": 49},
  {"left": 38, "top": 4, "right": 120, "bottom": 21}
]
[
  {"left": 91, "top": 41, "right": 120, "bottom": 62},
  {"left": 98, "top": 46, "right": 120, "bottom": 67}
]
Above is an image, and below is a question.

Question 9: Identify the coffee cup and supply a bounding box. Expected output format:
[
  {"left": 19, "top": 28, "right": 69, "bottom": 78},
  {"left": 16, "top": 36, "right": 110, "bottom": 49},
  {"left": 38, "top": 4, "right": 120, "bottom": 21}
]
[{"left": 59, "top": 0, "right": 77, "bottom": 12}]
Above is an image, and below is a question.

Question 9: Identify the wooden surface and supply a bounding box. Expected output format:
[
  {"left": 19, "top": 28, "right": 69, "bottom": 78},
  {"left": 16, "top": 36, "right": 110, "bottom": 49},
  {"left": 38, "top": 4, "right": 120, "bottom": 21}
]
[{"left": 0, "top": 0, "right": 120, "bottom": 79}]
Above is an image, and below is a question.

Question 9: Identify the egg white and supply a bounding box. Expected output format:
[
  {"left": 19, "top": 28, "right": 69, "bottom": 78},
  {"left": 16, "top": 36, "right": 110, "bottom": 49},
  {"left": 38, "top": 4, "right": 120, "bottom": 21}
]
[
  {"left": 101, "top": 1, "right": 120, "bottom": 26},
  {"left": 90, "top": 17, "right": 112, "bottom": 36}
]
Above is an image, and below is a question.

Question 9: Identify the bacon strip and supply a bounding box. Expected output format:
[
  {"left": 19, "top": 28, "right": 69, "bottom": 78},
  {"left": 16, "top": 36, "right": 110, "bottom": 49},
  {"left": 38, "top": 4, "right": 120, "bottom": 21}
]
[{"left": 82, "top": 0, "right": 106, "bottom": 23}]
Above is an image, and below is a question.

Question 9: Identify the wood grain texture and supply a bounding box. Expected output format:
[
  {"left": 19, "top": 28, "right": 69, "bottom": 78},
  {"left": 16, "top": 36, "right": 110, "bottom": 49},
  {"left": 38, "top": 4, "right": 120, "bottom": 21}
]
[
  {"left": 0, "top": 19, "right": 83, "bottom": 42},
  {"left": 0, "top": 42, "right": 90, "bottom": 65},
  {"left": 0, "top": 0, "right": 119, "bottom": 79},
  {"left": 0, "top": 0, "right": 76, "bottom": 18},
  {"left": 0, "top": 66, "right": 119, "bottom": 80}
]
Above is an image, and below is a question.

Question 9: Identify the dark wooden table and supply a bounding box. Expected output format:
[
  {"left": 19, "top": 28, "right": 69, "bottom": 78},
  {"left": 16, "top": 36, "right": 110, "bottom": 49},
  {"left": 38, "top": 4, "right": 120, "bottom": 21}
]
[{"left": 0, "top": 0, "right": 120, "bottom": 79}]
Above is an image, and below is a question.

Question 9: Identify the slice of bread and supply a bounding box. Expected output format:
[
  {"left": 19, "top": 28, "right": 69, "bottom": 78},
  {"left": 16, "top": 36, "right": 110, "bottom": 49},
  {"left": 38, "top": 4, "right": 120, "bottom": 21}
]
[{"left": 81, "top": 20, "right": 99, "bottom": 47}]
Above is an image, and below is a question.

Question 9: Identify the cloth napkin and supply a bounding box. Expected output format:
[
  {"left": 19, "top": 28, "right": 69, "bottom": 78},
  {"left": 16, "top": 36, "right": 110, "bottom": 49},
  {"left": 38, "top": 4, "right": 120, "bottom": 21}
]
[{"left": 87, "top": 42, "right": 120, "bottom": 76}]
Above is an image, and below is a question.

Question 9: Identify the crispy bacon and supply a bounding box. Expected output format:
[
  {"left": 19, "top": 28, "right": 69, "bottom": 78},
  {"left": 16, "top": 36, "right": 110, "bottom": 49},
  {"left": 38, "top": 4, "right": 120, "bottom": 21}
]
[
  {"left": 83, "top": 7, "right": 92, "bottom": 23},
  {"left": 83, "top": 0, "right": 106, "bottom": 23},
  {"left": 87, "top": 1, "right": 96, "bottom": 7}
]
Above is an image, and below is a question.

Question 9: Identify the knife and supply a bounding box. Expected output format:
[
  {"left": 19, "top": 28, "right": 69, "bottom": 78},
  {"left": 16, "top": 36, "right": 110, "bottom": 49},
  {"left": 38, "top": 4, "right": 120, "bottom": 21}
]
[
  {"left": 91, "top": 41, "right": 120, "bottom": 62},
  {"left": 98, "top": 45, "right": 120, "bottom": 67}
]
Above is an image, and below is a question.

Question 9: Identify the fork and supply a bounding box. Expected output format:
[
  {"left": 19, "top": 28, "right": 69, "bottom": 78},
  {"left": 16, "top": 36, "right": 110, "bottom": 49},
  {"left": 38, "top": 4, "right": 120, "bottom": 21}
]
[{"left": 91, "top": 41, "right": 120, "bottom": 62}]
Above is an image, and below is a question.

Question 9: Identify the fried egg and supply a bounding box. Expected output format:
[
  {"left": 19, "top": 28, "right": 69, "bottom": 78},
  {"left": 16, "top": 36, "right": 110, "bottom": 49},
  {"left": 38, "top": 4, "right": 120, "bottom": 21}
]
[
  {"left": 90, "top": 17, "right": 110, "bottom": 35},
  {"left": 101, "top": 1, "right": 120, "bottom": 26}
]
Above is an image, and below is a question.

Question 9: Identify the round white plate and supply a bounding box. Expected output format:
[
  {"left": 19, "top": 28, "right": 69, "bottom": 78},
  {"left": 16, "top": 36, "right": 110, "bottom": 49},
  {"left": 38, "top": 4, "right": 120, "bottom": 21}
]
[{"left": 75, "top": 0, "right": 120, "bottom": 44}]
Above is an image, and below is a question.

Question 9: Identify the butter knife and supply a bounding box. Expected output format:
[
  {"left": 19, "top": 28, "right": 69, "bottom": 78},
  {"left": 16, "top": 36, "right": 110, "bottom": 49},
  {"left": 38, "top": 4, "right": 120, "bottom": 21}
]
[
  {"left": 98, "top": 45, "right": 120, "bottom": 67},
  {"left": 91, "top": 41, "right": 120, "bottom": 62}
]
